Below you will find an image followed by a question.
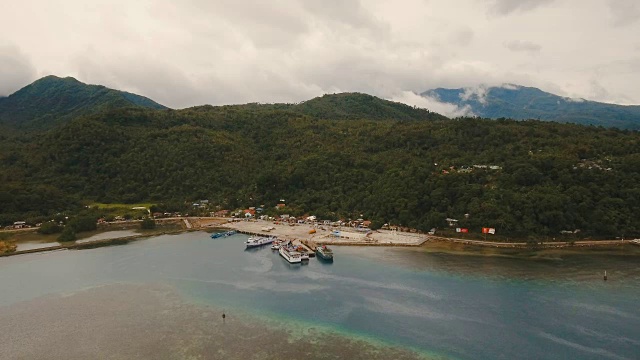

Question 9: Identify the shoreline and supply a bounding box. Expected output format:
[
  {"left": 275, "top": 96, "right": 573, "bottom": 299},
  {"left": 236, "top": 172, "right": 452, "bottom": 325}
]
[{"left": 1, "top": 217, "right": 638, "bottom": 258}]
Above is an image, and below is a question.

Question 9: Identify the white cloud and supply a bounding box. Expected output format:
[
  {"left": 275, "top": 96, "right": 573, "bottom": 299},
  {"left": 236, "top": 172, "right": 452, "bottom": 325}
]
[
  {"left": 500, "top": 83, "right": 520, "bottom": 90},
  {"left": 391, "top": 91, "right": 474, "bottom": 117},
  {"left": 0, "top": 0, "right": 639, "bottom": 107},
  {"left": 460, "top": 86, "right": 489, "bottom": 105}
]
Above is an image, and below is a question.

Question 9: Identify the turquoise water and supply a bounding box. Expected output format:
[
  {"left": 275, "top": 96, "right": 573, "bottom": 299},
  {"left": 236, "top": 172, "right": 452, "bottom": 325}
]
[{"left": 0, "top": 232, "right": 638, "bottom": 359}]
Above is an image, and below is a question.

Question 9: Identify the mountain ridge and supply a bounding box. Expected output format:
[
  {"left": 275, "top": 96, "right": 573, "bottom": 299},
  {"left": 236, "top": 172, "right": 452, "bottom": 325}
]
[
  {"left": 0, "top": 75, "right": 167, "bottom": 130},
  {"left": 422, "top": 84, "right": 640, "bottom": 130}
]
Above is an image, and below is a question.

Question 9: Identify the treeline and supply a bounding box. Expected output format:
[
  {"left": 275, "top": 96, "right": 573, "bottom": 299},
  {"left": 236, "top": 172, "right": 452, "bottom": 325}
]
[{"left": 1, "top": 104, "right": 639, "bottom": 239}]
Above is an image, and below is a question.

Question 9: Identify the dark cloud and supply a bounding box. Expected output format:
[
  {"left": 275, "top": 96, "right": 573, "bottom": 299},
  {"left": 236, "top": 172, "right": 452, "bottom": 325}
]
[
  {"left": 608, "top": 0, "right": 640, "bottom": 27},
  {"left": 488, "top": 0, "right": 554, "bottom": 15},
  {"left": 0, "top": 44, "right": 36, "bottom": 96},
  {"left": 505, "top": 40, "right": 541, "bottom": 54}
]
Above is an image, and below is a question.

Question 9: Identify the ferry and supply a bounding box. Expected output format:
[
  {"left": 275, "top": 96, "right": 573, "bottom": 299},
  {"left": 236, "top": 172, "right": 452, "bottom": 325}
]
[
  {"left": 278, "top": 245, "right": 302, "bottom": 264},
  {"left": 245, "top": 236, "right": 276, "bottom": 248},
  {"left": 315, "top": 245, "right": 334, "bottom": 262}
]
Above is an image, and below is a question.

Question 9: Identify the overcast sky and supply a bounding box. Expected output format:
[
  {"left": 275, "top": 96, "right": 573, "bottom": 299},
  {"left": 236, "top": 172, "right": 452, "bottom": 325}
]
[{"left": 1, "top": 0, "right": 639, "bottom": 115}]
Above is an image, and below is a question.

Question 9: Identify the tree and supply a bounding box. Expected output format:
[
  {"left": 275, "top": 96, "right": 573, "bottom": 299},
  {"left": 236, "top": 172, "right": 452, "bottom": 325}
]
[
  {"left": 68, "top": 215, "right": 98, "bottom": 233},
  {"left": 38, "top": 221, "right": 63, "bottom": 235},
  {"left": 57, "top": 226, "right": 76, "bottom": 242},
  {"left": 141, "top": 218, "right": 156, "bottom": 229}
]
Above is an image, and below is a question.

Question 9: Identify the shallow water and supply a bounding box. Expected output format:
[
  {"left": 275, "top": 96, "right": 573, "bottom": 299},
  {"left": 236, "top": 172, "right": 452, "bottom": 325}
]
[{"left": 0, "top": 232, "right": 638, "bottom": 359}]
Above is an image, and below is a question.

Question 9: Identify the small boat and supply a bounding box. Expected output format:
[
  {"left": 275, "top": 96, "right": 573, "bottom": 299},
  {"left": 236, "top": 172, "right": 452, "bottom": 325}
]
[
  {"left": 245, "top": 236, "right": 276, "bottom": 248},
  {"left": 279, "top": 245, "right": 302, "bottom": 264},
  {"left": 315, "top": 245, "right": 334, "bottom": 262},
  {"left": 211, "top": 232, "right": 225, "bottom": 239},
  {"left": 300, "top": 252, "right": 309, "bottom": 261},
  {"left": 224, "top": 230, "right": 237, "bottom": 236},
  {"left": 270, "top": 243, "right": 281, "bottom": 250}
]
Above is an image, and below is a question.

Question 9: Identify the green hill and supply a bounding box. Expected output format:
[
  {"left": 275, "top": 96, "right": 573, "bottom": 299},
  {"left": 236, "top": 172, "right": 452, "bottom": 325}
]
[
  {"left": 291, "top": 92, "right": 447, "bottom": 121},
  {"left": 1, "top": 104, "right": 638, "bottom": 239},
  {"left": 423, "top": 85, "right": 640, "bottom": 130},
  {"left": 0, "top": 75, "right": 167, "bottom": 130}
]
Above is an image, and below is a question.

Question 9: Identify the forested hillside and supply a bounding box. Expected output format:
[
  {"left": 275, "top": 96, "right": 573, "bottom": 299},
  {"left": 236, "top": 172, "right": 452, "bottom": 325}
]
[
  {"left": 0, "top": 76, "right": 166, "bottom": 131},
  {"left": 1, "top": 100, "right": 639, "bottom": 239}
]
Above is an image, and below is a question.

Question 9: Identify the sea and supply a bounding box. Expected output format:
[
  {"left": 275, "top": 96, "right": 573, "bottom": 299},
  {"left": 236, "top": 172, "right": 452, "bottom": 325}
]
[{"left": 0, "top": 231, "right": 638, "bottom": 359}]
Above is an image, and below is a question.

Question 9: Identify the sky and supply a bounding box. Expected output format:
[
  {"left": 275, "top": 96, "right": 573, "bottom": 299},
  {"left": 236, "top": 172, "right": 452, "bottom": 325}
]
[{"left": 1, "top": 0, "right": 639, "bottom": 115}]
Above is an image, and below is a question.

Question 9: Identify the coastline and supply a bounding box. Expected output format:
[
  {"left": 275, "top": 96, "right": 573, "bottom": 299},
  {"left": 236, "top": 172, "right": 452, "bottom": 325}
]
[{"left": 1, "top": 217, "right": 638, "bottom": 258}]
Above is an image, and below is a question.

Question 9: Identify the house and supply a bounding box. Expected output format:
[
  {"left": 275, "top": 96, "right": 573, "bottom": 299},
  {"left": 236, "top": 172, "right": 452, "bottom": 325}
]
[
  {"left": 276, "top": 203, "right": 286, "bottom": 209},
  {"left": 445, "top": 218, "right": 458, "bottom": 227},
  {"left": 13, "top": 221, "right": 26, "bottom": 229},
  {"left": 213, "top": 210, "right": 230, "bottom": 217},
  {"left": 362, "top": 220, "right": 372, "bottom": 228},
  {"left": 244, "top": 209, "right": 256, "bottom": 218}
]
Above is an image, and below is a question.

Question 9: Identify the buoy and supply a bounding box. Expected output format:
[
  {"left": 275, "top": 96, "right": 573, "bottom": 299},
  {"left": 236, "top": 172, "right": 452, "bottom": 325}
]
[{"left": 604, "top": 270, "right": 607, "bottom": 281}]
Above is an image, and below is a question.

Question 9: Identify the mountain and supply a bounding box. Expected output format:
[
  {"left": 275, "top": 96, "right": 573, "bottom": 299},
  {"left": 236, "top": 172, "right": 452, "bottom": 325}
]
[
  {"left": 422, "top": 85, "right": 640, "bottom": 130},
  {"left": 1, "top": 79, "right": 639, "bottom": 239},
  {"left": 291, "top": 92, "right": 447, "bottom": 121},
  {"left": 0, "top": 75, "right": 167, "bottom": 130},
  {"left": 183, "top": 92, "right": 447, "bottom": 121}
]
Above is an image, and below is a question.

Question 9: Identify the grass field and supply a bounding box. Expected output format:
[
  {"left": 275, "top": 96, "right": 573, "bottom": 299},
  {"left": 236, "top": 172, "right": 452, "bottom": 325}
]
[{"left": 88, "top": 203, "right": 155, "bottom": 210}]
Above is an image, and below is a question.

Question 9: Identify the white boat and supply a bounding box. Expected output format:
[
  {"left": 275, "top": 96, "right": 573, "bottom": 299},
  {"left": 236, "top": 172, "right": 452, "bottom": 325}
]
[
  {"left": 245, "top": 236, "right": 276, "bottom": 248},
  {"left": 300, "top": 252, "right": 309, "bottom": 261},
  {"left": 278, "top": 245, "right": 302, "bottom": 263},
  {"left": 270, "top": 243, "right": 281, "bottom": 250}
]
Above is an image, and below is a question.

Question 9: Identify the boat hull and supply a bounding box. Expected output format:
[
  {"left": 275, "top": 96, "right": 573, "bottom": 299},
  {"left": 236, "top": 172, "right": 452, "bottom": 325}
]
[
  {"left": 315, "top": 247, "right": 334, "bottom": 262},
  {"left": 278, "top": 246, "right": 302, "bottom": 264},
  {"left": 245, "top": 236, "right": 276, "bottom": 248}
]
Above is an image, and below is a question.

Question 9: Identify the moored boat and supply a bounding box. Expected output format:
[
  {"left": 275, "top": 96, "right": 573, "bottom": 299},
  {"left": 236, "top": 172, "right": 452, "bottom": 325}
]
[
  {"left": 245, "top": 236, "right": 276, "bottom": 248},
  {"left": 278, "top": 245, "right": 302, "bottom": 264},
  {"left": 211, "top": 232, "right": 225, "bottom": 239},
  {"left": 315, "top": 245, "right": 334, "bottom": 261}
]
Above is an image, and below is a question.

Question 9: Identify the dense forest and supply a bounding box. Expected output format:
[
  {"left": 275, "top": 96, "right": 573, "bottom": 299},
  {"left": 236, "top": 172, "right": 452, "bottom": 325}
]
[{"left": 1, "top": 96, "right": 639, "bottom": 239}]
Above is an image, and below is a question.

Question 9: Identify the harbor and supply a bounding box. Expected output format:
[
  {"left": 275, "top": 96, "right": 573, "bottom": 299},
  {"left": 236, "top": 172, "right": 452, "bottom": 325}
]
[{"left": 217, "top": 219, "right": 428, "bottom": 247}]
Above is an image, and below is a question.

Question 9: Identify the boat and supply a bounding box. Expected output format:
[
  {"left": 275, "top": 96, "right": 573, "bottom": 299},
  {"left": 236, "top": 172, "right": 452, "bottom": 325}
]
[
  {"left": 315, "top": 245, "right": 334, "bottom": 261},
  {"left": 245, "top": 236, "right": 276, "bottom": 248},
  {"left": 211, "top": 230, "right": 237, "bottom": 239},
  {"left": 270, "top": 242, "right": 281, "bottom": 250},
  {"left": 279, "top": 245, "right": 302, "bottom": 264},
  {"left": 300, "top": 252, "right": 309, "bottom": 261}
]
